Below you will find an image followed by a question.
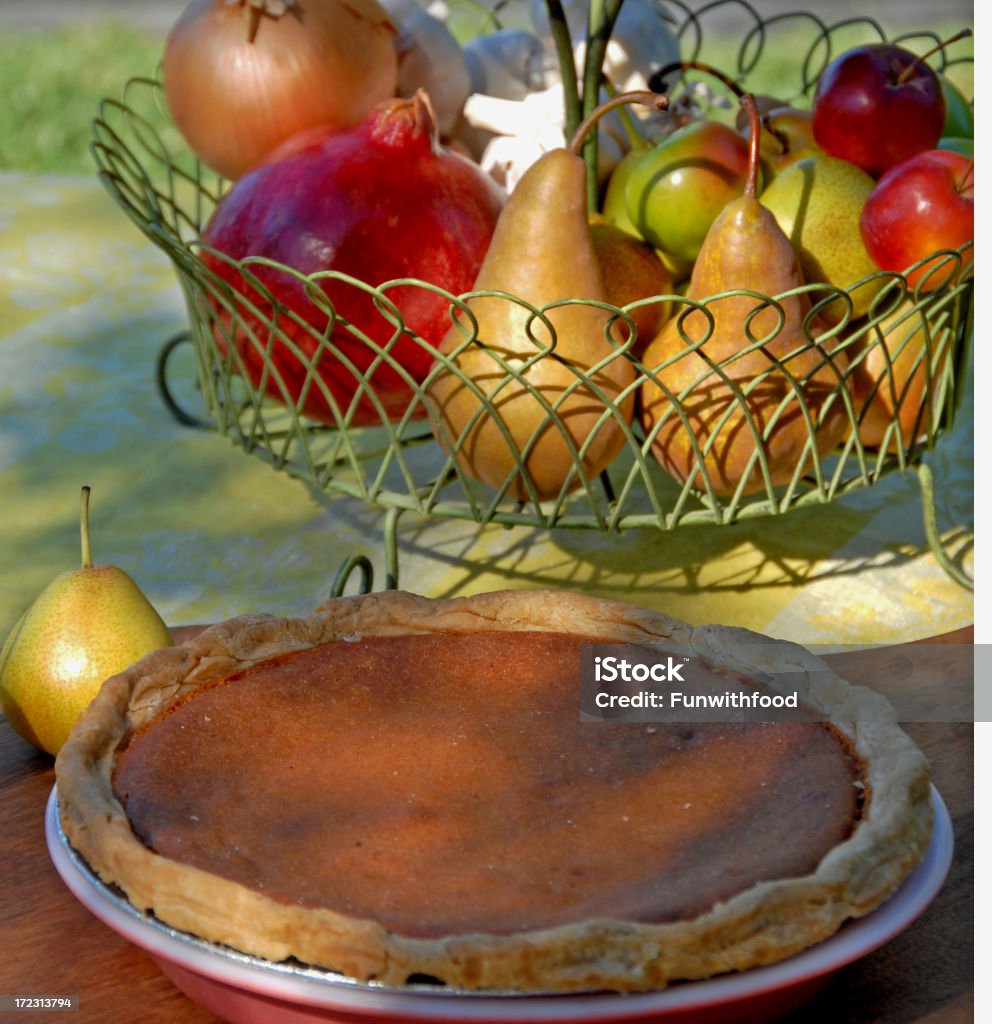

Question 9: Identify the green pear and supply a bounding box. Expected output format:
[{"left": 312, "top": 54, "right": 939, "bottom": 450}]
[
  {"left": 0, "top": 487, "right": 173, "bottom": 756},
  {"left": 601, "top": 145, "right": 649, "bottom": 239},
  {"left": 639, "top": 98, "right": 849, "bottom": 497},
  {"left": 602, "top": 147, "right": 689, "bottom": 283},
  {"left": 760, "top": 155, "right": 883, "bottom": 325},
  {"left": 427, "top": 147, "right": 635, "bottom": 502},
  {"left": 623, "top": 119, "right": 755, "bottom": 278}
]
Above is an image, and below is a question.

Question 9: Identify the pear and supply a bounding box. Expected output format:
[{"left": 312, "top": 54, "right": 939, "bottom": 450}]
[
  {"left": 601, "top": 144, "right": 649, "bottom": 239},
  {"left": 760, "top": 155, "right": 883, "bottom": 325},
  {"left": 427, "top": 147, "right": 635, "bottom": 501},
  {"left": 639, "top": 96, "right": 849, "bottom": 497},
  {"left": 0, "top": 487, "right": 172, "bottom": 756},
  {"left": 732, "top": 93, "right": 791, "bottom": 128},
  {"left": 623, "top": 119, "right": 754, "bottom": 278},
  {"left": 589, "top": 215, "right": 673, "bottom": 355},
  {"left": 602, "top": 149, "right": 689, "bottom": 287},
  {"left": 739, "top": 106, "right": 821, "bottom": 179},
  {"left": 850, "top": 296, "right": 954, "bottom": 453}
]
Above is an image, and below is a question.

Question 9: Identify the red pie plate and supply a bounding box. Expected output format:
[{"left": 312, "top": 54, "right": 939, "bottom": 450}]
[{"left": 46, "top": 785, "right": 952, "bottom": 1024}]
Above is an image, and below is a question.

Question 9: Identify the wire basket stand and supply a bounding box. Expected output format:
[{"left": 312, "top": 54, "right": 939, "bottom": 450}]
[{"left": 90, "top": 0, "right": 974, "bottom": 594}]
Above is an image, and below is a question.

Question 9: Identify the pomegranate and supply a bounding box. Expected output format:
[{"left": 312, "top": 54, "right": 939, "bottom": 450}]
[{"left": 199, "top": 90, "right": 504, "bottom": 427}]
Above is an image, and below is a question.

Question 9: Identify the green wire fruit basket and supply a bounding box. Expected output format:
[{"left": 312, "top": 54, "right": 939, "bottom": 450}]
[{"left": 90, "top": 1, "right": 974, "bottom": 592}]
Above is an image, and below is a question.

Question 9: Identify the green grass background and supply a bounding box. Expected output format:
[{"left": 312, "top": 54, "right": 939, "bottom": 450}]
[
  {"left": 0, "top": 22, "right": 163, "bottom": 174},
  {"left": 0, "top": 16, "right": 972, "bottom": 175}
]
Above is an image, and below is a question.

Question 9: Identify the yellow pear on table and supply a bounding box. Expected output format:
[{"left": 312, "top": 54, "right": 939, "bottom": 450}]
[
  {"left": 0, "top": 487, "right": 173, "bottom": 756},
  {"left": 639, "top": 95, "right": 850, "bottom": 497},
  {"left": 427, "top": 145, "right": 636, "bottom": 502}
]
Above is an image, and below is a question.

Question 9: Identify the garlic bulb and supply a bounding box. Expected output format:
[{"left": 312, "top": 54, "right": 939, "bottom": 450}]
[
  {"left": 452, "top": 0, "right": 683, "bottom": 190},
  {"left": 381, "top": 0, "right": 471, "bottom": 135},
  {"left": 462, "top": 28, "right": 550, "bottom": 101},
  {"left": 465, "top": 84, "right": 624, "bottom": 192},
  {"left": 453, "top": 27, "right": 552, "bottom": 161}
]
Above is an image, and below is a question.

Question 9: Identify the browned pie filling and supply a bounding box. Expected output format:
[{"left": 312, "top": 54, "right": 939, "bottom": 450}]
[{"left": 112, "top": 631, "right": 864, "bottom": 939}]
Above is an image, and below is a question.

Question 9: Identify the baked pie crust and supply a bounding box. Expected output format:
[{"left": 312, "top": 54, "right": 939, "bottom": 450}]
[{"left": 55, "top": 588, "right": 933, "bottom": 993}]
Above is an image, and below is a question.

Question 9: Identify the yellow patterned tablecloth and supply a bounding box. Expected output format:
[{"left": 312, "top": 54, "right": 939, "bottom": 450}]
[{"left": 0, "top": 172, "right": 974, "bottom": 645}]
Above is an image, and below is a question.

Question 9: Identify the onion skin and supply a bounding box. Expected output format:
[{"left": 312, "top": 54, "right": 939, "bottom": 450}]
[
  {"left": 164, "top": 0, "right": 399, "bottom": 180},
  {"left": 199, "top": 91, "right": 505, "bottom": 427}
]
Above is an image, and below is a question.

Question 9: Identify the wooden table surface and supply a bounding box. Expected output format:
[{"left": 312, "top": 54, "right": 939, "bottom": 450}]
[{"left": 0, "top": 629, "right": 973, "bottom": 1024}]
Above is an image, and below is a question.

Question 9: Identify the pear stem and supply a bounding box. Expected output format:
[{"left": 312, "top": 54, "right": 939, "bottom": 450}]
[
  {"left": 568, "top": 90, "right": 668, "bottom": 157},
  {"left": 896, "top": 28, "right": 972, "bottom": 85},
  {"left": 648, "top": 59, "right": 748, "bottom": 101},
  {"left": 649, "top": 59, "right": 791, "bottom": 155},
  {"left": 741, "top": 93, "right": 760, "bottom": 200},
  {"left": 80, "top": 485, "right": 93, "bottom": 570}
]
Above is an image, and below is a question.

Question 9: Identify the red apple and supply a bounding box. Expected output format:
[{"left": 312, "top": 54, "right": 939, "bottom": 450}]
[
  {"left": 859, "top": 149, "right": 974, "bottom": 292},
  {"left": 812, "top": 43, "right": 945, "bottom": 177}
]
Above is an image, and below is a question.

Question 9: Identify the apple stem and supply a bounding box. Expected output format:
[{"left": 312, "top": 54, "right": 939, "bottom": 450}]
[
  {"left": 80, "top": 485, "right": 93, "bottom": 570},
  {"left": 896, "top": 27, "right": 972, "bottom": 85},
  {"left": 567, "top": 90, "right": 668, "bottom": 156},
  {"left": 741, "top": 93, "right": 760, "bottom": 200}
]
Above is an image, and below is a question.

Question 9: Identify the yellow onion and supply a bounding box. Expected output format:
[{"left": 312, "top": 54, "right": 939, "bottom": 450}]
[{"left": 163, "top": 0, "right": 399, "bottom": 180}]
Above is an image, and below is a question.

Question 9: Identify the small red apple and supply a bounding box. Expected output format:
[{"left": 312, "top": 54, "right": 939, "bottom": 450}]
[
  {"left": 859, "top": 149, "right": 974, "bottom": 292},
  {"left": 812, "top": 43, "right": 945, "bottom": 177}
]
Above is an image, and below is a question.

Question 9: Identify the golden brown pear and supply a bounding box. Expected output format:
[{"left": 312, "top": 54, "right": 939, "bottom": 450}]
[
  {"left": 589, "top": 215, "right": 673, "bottom": 356},
  {"left": 427, "top": 148, "right": 635, "bottom": 502},
  {"left": 850, "top": 296, "right": 954, "bottom": 453},
  {"left": 639, "top": 96, "right": 850, "bottom": 497}
]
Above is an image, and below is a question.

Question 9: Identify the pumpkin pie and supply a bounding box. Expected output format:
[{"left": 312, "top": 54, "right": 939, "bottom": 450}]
[{"left": 54, "top": 589, "right": 932, "bottom": 993}]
